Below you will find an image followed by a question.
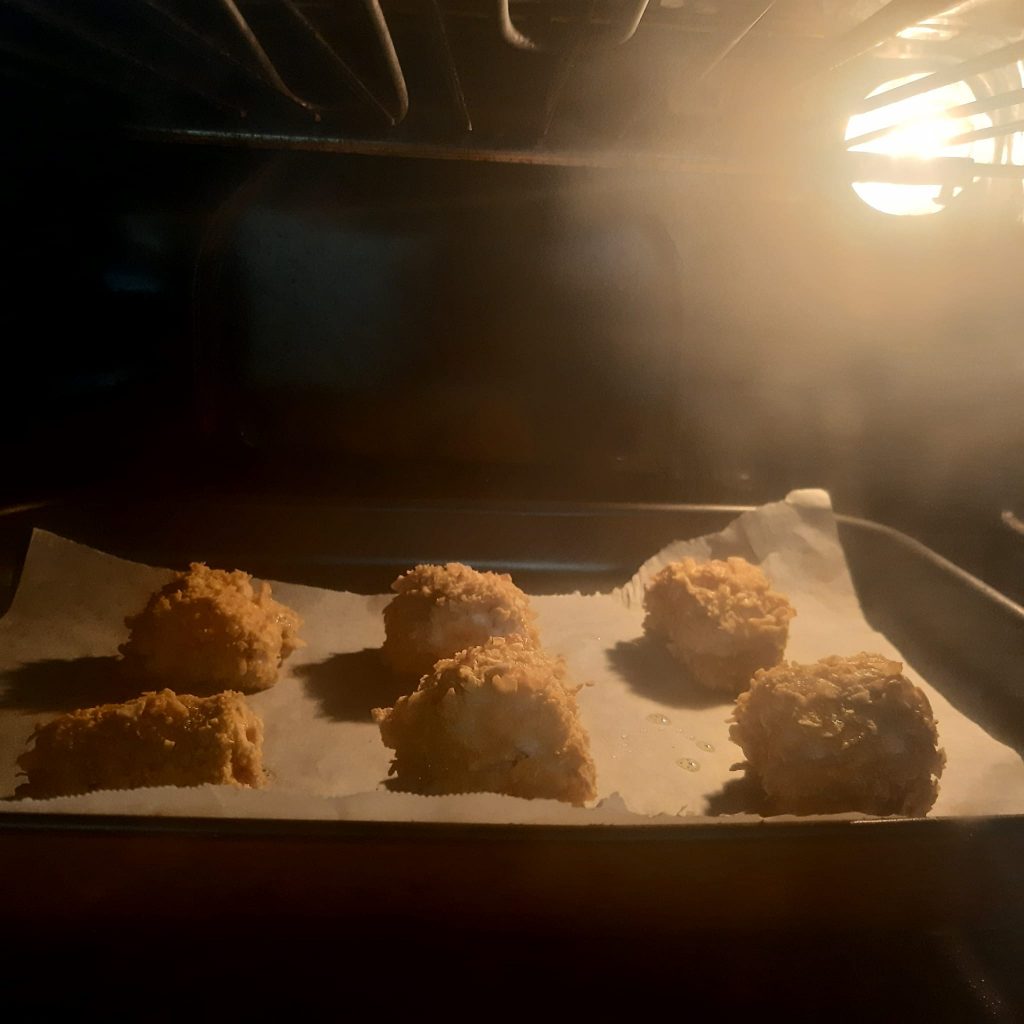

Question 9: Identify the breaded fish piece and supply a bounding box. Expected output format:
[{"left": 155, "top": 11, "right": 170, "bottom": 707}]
[
  {"left": 730, "top": 653, "right": 945, "bottom": 817},
  {"left": 17, "top": 688, "right": 265, "bottom": 799},
  {"left": 120, "top": 563, "right": 302, "bottom": 693},
  {"left": 373, "top": 636, "right": 596, "bottom": 806},
  {"left": 381, "top": 562, "right": 539, "bottom": 678},
  {"left": 643, "top": 556, "right": 795, "bottom": 695}
]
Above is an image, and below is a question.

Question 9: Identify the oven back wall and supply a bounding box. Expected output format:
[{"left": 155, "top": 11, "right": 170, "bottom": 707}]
[
  {"left": 5, "top": 145, "right": 1023, "bottom": 596},
  {"left": 203, "top": 153, "right": 1024, "bottom": 512}
]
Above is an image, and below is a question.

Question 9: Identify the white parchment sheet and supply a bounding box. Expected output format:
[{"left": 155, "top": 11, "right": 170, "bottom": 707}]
[{"left": 2, "top": 489, "right": 1023, "bottom": 823}]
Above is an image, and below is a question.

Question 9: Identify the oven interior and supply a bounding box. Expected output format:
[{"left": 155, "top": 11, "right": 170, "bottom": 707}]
[
  {"left": 3, "top": 0, "right": 1024, "bottom": 1014},
  {"left": 5, "top": 0, "right": 1024, "bottom": 599}
]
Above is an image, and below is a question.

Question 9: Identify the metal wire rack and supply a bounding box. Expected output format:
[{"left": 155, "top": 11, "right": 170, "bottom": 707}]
[{"left": 1, "top": 0, "right": 1022, "bottom": 183}]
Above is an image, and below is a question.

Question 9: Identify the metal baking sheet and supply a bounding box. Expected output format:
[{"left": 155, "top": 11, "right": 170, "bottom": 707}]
[{"left": 1, "top": 496, "right": 1023, "bottom": 932}]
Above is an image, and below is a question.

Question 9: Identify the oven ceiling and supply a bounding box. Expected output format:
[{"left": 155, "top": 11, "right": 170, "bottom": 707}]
[{"left": 2, "top": 0, "right": 1022, "bottom": 174}]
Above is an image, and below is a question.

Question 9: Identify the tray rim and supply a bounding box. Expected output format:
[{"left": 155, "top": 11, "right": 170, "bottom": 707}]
[{"left": 0, "top": 804, "right": 1019, "bottom": 840}]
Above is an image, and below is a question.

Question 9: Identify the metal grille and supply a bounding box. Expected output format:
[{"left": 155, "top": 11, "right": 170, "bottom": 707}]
[{"left": 2, "top": 0, "right": 1023, "bottom": 182}]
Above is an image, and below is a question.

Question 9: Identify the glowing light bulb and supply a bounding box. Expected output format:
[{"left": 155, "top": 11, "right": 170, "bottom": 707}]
[{"left": 845, "top": 73, "right": 996, "bottom": 216}]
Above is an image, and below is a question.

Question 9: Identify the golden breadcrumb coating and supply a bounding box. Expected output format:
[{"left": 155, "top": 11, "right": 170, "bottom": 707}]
[
  {"left": 730, "top": 653, "right": 945, "bottom": 816},
  {"left": 381, "top": 562, "right": 540, "bottom": 678},
  {"left": 373, "top": 635, "right": 596, "bottom": 806},
  {"left": 120, "top": 563, "right": 303, "bottom": 693},
  {"left": 642, "top": 556, "right": 795, "bottom": 695},
  {"left": 16, "top": 688, "right": 265, "bottom": 799}
]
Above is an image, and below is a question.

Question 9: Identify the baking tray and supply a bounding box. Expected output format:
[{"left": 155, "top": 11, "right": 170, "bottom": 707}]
[{"left": 2, "top": 496, "right": 1024, "bottom": 941}]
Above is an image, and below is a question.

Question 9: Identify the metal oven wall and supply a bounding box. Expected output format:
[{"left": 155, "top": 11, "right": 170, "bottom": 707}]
[{"left": 10, "top": 140, "right": 1017, "bottom": 591}]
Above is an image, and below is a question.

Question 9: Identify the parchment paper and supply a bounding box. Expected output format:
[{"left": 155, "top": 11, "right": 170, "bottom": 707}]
[{"left": 2, "top": 489, "right": 1022, "bottom": 822}]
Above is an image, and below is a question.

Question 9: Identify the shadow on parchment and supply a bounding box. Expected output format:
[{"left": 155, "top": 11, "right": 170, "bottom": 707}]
[
  {"left": 297, "top": 648, "right": 413, "bottom": 723},
  {"left": 0, "top": 656, "right": 146, "bottom": 713},
  {"left": 704, "top": 772, "right": 773, "bottom": 817},
  {"left": 606, "top": 636, "right": 729, "bottom": 710}
]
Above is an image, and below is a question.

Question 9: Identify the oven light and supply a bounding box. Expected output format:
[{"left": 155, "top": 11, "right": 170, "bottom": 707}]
[
  {"left": 845, "top": 73, "right": 996, "bottom": 216},
  {"left": 896, "top": 23, "right": 957, "bottom": 43}
]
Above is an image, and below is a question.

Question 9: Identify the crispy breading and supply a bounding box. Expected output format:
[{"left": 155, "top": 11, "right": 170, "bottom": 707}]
[
  {"left": 730, "top": 653, "right": 945, "bottom": 816},
  {"left": 642, "top": 556, "right": 795, "bottom": 695},
  {"left": 120, "top": 563, "right": 302, "bottom": 693},
  {"left": 373, "top": 635, "right": 596, "bottom": 806},
  {"left": 381, "top": 562, "right": 540, "bottom": 678},
  {"left": 16, "top": 688, "right": 265, "bottom": 799}
]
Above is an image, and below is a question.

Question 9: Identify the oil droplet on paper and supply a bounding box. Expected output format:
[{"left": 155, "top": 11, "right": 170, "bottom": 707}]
[
  {"left": 694, "top": 740, "right": 715, "bottom": 753},
  {"left": 676, "top": 758, "right": 700, "bottom": 772},
  {"left": 646, "top": 713, "right": 671, "bottom": 726}
]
